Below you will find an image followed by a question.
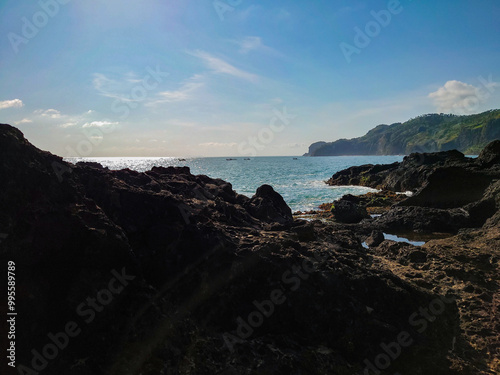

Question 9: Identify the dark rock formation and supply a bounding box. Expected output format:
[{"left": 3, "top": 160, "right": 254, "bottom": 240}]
[
  {"left": 1, "top": 124, "right": 498, "bottom": 374},
  {"left": 327, "top": 140, "right": 500, "bottom": 235},
  {"left": 374, "top": 206, "right": 471, "bottom": 233},
  {"left": 320, "top": 190, "right": 408, "bottom": 216},
  {"left": 245, "top": 184, "right": 293, "bottom": 226},
  {"left": 326, "top": 149, "right": 473, "bottom": 192},
  {"left": 365, "top": 230, "right": 385, "bottom": 247},
  {"left": 399, "top": 167, "right": 494, "bottom": 208},
  {"left": 320, "top": 140, "right": 500, "bottom": 373},
  {"left": 477, "top": 139, "right": 500, "bottom": 167},
  {"left": 330, "top": 195, "right": 370, "bottom": 223}
]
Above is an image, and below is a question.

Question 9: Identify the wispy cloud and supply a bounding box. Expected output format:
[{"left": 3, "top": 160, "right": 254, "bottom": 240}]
[
  {"left": 34, "top": 108, "right": 61, "bottom": 118},
  {"left": 190, "top": 50, "right": 259, "bottom": 82},
  {"left": 238, "top": 36, "right": 263, "bottom": 54},
  {"left": 147, "top": 75, "right": 204, "bottom": 106},
  {"left": 29, "top": 108, "right": 115, "bottom": 131},
  {"left": 14, "top": 118, "right": 32, "bottom": 125},
  {"left": 235, "top": 36, "right": 283, "bottom": 58},
  {"left": 82, "top": 121, "right": 119, "bottom": 128},
  {"left": 0, "top": 99, "right": 23, "bottom": 110},
  {"left": 92, "top": 73, "right": 134, "bottom": 102}
]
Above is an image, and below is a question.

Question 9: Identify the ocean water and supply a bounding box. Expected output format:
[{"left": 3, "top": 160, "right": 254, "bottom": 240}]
[{"left": 65, "top": 155, "right": 404, "bottom": 212}]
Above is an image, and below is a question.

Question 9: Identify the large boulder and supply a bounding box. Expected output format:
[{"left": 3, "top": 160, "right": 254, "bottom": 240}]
[
  {"left": 331, "top": 196, "right": 370, "bottom": 223},
  {"left": 400, "top": 167, "right": 495, "bottom": 208},
  {"left": 327, "top": 149, "right": 474, "bottom": 192},
  {"left": 246, "top": 184, "right": 293, "bottom": 225},
  {"left": 477, "top": 139, "right": 500, "bottom": 167}
]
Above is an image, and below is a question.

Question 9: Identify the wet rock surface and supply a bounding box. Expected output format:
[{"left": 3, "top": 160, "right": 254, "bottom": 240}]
[{"left": 0, "top": 124, "right": 499, "bottom": 374}]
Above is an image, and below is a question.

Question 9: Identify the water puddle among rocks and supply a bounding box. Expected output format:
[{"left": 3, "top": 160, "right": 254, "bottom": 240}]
[
  {"left": 383, "top": 233, "right": 425, "bottom": 246},
  {"left": 362, "top": 232, "right": 453, "bottom": 248}
]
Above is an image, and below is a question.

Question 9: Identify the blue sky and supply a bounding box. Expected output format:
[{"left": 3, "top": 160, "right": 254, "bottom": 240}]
[{"left": 1, "top": 0, "right": 499, "bottom": 157}]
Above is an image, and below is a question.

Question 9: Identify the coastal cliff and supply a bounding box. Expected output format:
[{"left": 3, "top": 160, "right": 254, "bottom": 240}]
[
  {"left": 305, "top": 109, "right": 500, "bottom": 156},
  {"left": 1, "top": 124, "right": 498, "bottom": 374}
]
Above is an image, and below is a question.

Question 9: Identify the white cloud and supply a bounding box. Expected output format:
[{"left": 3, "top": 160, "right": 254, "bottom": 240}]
[
  {"left": 34, "top": 108, "right": 61, "bottom": 118},
  {"left": 14, "top": 118, "right": 32, "bottom": 125},
  {"left": 82, "top": 121, "right": 118, "bottom": 128},
  {"left": 428, "top": 80, "right": 499, "bottom": 113},
  {"left": 191, "top": 50, "right": 259, "bottom": 82},
  {"left": 0, "top": 99, "right": 23, "bottom": 110}
]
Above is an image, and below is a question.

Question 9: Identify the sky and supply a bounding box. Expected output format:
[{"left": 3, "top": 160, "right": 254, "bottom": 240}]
[{"left": 0, "top": 0, "right": 499, "bottom": 157}]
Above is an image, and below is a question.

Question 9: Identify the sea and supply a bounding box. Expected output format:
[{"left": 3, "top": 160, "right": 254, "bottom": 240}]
[{"left": 64, "top": 155, "right": 404, "bottom": 213}]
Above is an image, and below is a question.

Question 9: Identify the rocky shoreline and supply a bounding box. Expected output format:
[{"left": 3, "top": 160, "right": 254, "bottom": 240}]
[{"left": 1, "top": 123, "right": 499, "bottom": 374}]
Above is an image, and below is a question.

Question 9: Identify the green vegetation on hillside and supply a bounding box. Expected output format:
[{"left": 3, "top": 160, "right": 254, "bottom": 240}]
[{"left": 305, "top": 110, "right": 500, "bottom": 156}]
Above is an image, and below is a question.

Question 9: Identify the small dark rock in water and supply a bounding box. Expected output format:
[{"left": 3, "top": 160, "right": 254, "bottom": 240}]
[
  {"left": 331, "top": 198, "right": 369, "bottom": 223},
  {"left": 365, "top": 230, "right": 384, "bottom": 247}
]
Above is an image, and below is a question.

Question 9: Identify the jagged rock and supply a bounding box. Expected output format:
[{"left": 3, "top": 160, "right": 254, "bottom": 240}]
[
  {"left": 326, "top": 162, "right": 399, "bottom": 188},
  {"left": 327, "top": 149, "right": 476, "bottom": 192},
  {"left": 400, "top": 167, "right": 495, "bottom": 208},
  {"left": 477, "top": 139, "right": 500, "bottom": 167},
  {"left": 245, "top": 184, "right": 293, "bottom": 225},
  {"left": 365, "top": 230, "right": 385, "bottom": 247},
  {"left": 331, "top": 197, "right": 370, "bottom": 223},
  {"left": 375, "top": 206, "right": 471, "bottom": 233}
]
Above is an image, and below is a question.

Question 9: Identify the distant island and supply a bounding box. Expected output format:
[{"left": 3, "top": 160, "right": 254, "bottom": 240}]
[{"left": 304, "top": 109, "right": 500, "bottom": 156}]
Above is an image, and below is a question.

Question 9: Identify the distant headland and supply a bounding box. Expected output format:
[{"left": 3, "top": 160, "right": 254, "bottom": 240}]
[{"left": 305, "top": 109, "right": 500, "bottom": 156}]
